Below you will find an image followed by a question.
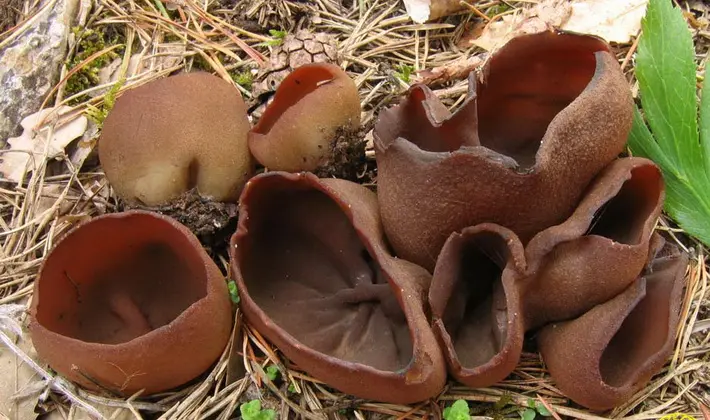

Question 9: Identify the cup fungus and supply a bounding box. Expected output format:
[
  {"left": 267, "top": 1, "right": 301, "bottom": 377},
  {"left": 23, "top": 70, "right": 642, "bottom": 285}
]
[
  {"left": 427, "top": 157, "right": 667, "bottom": 390},
  {"left": 248, "top": 63, "right": 362, "bottom": 172},
  {"left": 99, "top": 72, "right": 253, "bottom": 206},
  {"left": 373, "top": 30, "right": 633, "bottom": 270},
  {"left": 520, "top": 157, "right": 665, "bottom": 329},
  {"left": 428, "top": 223, "right": 526, "bottom": 388},
  {"left": 538, "top": 235, "right": 688, "bottom": 410},
  {"left": 29, "top": 211, "right": 233, "bottom": 395},
  {"left": 229, "top": 171, "right": 447, "bottom": 403}
]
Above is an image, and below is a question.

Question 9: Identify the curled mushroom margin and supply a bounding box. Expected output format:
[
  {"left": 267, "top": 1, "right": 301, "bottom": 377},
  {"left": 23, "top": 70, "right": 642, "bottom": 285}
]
[
  {"left": 373, "top": 30, "right": 633, "bottom": 271},
  {"left": 229, "top": 172, "right": 446, "bottom": 404},
  {"left": 520, "top": 157, "right": 666, "bottom": 329},
  {"left": 537, "top": 234, "right": 688, "bottom": 410},
  {"left": 428, "top": 223, "right": 526, "bottom": 388}
]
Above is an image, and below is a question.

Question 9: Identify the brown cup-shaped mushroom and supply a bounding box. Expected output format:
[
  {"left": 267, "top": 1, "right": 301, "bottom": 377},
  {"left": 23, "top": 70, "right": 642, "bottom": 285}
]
[
  {"left": 374, "top": 31, "right": 633, "bottom": 271},
  {"left": 428, "top": 223, "right": 526, "bottom": 387},
  {"left": 248, "top": 63, "right": 362, "bottom": 172},
  {"left": 99, "top": 72, "right": 253, "bottom": 206},
  {"left": 538, "top": 234, "right": 688, "bottom": 410},
  {"left": 29, "top": 211, "right": 233, "bottom": 395},
  {"left": 520, "top": 157, "right": 664, "bottom": 329},
  {"left": 229, "top": 172, "right": 446, "bottom": 403}
]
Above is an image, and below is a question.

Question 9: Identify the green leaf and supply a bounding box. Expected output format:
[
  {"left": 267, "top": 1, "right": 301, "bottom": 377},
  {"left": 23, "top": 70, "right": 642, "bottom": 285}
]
[
  {"left": 635, "top": 0, "right": 701, "bottom": 172},
  {"left": 521, "top": 408, "right": 537, "bottom": 420},
  {"left": 227, "top": 280, "right": 240, "bottom": 304},
  {"left": 443, "top": 400, "right": 471, "bottom": 420},
  {"left": 535, "top": 403, "right": 552, "bottom": 417},
  {"left": 700, "top": 72, "right": 710, "bottom": 175},
  {"left": 628, "top": 0, "right": 710, "bottom": 247},
  {"left": 265, "top": 365, "right": 279, "bottom": 381}
]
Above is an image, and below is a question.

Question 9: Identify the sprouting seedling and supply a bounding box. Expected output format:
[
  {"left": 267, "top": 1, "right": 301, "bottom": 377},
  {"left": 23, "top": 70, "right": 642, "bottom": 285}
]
[
  {"left": 520, "top": 398, "right": 552, "bottom": 420},
  {"left": 265, "top": 364, "right": 280, "bottom": 381},
  {"left": 443, "top": 399, "right": 471, "bottom": 420},
  {"left": 264, "top": 29, "right": 287, "bottom": 47},
  {"left": 232, "top": 70, "right": 254, "bottom": 91},
  {"left": 227, "top": 280, "right": 240, "bottom": 304},
  {"left": 394, "top": 64, "right": 415, "bottom": 83},
  {"left": 86, "top": 78, "right": 125, "bottom": 126},
  {"left": 240, "top": 400, "right": 276, "bottom": 420}
]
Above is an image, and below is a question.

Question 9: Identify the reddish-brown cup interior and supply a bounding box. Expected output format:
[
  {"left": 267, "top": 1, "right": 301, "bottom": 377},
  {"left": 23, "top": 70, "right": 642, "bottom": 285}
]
[
  {"left": 476, "top": 33, "right": 608, "bottom": 168},
  {"left": 236, "top": 176, "right": 413, "bottom": 372},
  {"left": 36, "top": 213, "right": 208, "bottom": 345},
  {"left": 584, "top": 165, "right": 663, "bottom": 245},
  {"left": 252, "top": 65, "right": 338, "bottom": 135},
  {"left": 440, "top": 231, "right": 511, "bottom": 369}
]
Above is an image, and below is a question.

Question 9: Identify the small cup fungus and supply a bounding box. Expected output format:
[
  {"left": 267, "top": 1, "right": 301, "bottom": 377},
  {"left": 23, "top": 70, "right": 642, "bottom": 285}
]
[
  {"left": 538, "top": 235, "right": 687, "bottom": 410},
  {"left": 428, "top": 223, "right": 525, "bottom": 388},
  {"left": 29, "top": 211, "right": 233, "bottom": 395},
  {"left": 428, "top": 157, "right": 670, "bottom": 391},
  {"left": 99, "top": 72, "right": 253, "bottom": 206},
  {"left": 248, "top": 63, "right": 362, "bottom": 172},
  {"left": 521, "top": 157, "right": 665, "bottom": 329}
]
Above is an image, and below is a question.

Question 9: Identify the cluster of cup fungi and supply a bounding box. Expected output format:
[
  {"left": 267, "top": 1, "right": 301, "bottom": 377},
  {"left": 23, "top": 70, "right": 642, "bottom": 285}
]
[{"left": 28, "top": 30, "right": 689, "bottom": 412}]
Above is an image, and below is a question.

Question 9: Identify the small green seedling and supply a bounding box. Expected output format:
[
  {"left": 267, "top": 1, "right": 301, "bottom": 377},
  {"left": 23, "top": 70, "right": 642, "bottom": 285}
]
[
  {"left": 265, "top": 365, "right": 280, "bottom": 382},
  {"left": 227, "top": 280, "right": 240, "bottom": 304},
  {"left": 86, "top": 78, "right": 124, "bottom": 126},
  {"left": 394, "top": 64, "right": 415, "bottom": 84},
  {"left": 240, "top": 400, "right": 276, "bottom": 420},
  {"left": 443, "top": 399, "right": 471, "bottom": 420},
  {"left": 232, "top": 70, "right": 254, "bottom": 91},
  {"left": 520, "top": 398, "right": 552, "bottom": 420},
  {"left": 486, "top": 3, "right": 512, "bottom": 17},
  {"left": 263, "top": 29, "right": 287, "bottom": 46}
]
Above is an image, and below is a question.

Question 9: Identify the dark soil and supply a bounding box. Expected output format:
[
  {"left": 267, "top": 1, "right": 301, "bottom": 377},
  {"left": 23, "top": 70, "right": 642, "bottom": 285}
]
[
  {"left": 313, "top": 126, "right": 369, "bottom": 182},
  {"left": 120, "top": 189, "right": 238, "bottom": 258},
  {"left": 0, "top": 0, "right": 22, "bottom": 33}
]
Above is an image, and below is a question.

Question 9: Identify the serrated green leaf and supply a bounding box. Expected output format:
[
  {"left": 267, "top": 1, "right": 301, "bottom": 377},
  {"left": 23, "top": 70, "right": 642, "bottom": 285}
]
[
  {"left": 628, "top": 0, "right": 710, "bottom": 248},
  {"left": 635, "top": 0, "right": 702, "bottom": 173},
  {"left": 700, "top": 71, "right": 710, "bottom": 173}
]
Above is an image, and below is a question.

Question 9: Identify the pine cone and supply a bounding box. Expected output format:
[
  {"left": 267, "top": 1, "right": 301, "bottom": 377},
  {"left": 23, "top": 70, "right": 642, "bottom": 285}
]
[{"left": 254, "top": 30, "right": 339, "bottom": 96}]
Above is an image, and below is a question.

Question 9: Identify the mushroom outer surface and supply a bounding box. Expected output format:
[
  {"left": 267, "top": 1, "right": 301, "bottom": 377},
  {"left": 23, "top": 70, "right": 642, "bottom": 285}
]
[
  {"left": 99, "top": 71, "right": 253, "bottom": 206},
  {"left": 373, "top": 31, "right": 633, "bottom": 271}
]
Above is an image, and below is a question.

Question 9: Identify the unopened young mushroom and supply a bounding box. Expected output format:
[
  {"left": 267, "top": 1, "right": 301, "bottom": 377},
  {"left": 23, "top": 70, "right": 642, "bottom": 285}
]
[
  {"left": 99, "top": 72, "right": 253, "bottom": 206},
  {"left": 29, "top": 211, "right": 233, "bottom": 395},
  {"left": 248, "top": 63, "right": 362, "bottom": 173}
]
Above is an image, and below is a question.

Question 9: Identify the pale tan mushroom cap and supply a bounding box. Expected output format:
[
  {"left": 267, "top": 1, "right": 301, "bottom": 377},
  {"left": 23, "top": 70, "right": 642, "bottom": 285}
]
[
  {"left": 99, "top": 72, "right": 253, "bottom": 206},
  {"left": 249, "top": 63, "right": 361, "bottom": 172}
]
